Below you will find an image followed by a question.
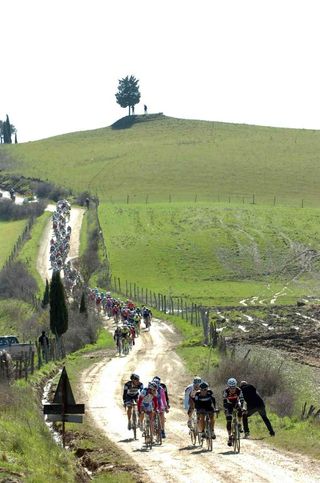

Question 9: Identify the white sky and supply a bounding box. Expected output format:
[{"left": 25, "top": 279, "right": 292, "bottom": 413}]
[{"left": 2, "top": 0, "right": 320, "bottom": 142}]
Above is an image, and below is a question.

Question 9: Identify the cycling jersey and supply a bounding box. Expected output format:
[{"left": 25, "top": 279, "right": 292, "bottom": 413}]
[
  {"left": 138, "top": 389, "right": 158, "bottom": 413},
  {"left": 223, "top": 387, "right": 244, "bottom": 408},
  {"left": 191, "top": 389, "right": 216, "bottom": 412},
  {"left": 155, "top": 386, "right": 168, "bottom": 412},
  {"left": 123, "top": 381, "right": 143, "bottom": 404}
]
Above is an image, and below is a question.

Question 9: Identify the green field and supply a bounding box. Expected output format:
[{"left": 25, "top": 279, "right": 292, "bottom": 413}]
[
  {"left": 99, "top": 201, "right": 320, "bottom": 305},
  {"left": 2, "top": 115, "right": 320, "bottom": 206},
  {"left": 0, "top": 219, "right": 27, "bottom": 269},
  {"left": 18, "top": 211, "right": 51, "bottom": 294}
]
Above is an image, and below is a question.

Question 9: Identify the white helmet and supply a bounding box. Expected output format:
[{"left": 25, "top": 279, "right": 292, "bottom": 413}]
[{"left": 227, "top": 377, "right": 237, "bottom": 387}]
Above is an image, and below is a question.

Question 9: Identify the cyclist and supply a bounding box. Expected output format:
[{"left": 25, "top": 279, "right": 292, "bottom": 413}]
[
  {"left": 121, "top": 324, "right": 130, "bottom": 354},
  {"left": 223, "top": 377, "right": 244, "bottom": 446},
  {"left": 113, "top": 325, "right": 122, "bottom": 353},
  {"left": 138, "top": 382, "right": 158, "bottom": 440},
  {"left": 190, "top": 381, "right": 217, "bottom": 439},
  {"left": 142, "top": 306, "right": 152, "bottom": 329},
  {"left": 240, "top": 381, "right": 275, "bottom": 437},
  {"left": 184, "top": 376, "right": 202, "bottom": 427},
  {"left": 153, "top": 376, "right": 170, "bottom": 409},
  {"left": 123, "top": 374, "right": 143, "bottom": 430},
  {"left": 152, "top": 377, "right": 169, "bottom": 438}
]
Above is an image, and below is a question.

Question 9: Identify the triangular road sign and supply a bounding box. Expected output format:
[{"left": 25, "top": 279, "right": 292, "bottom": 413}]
[{"left": 53, "top": 367, "right": 76, "bottom": 405}]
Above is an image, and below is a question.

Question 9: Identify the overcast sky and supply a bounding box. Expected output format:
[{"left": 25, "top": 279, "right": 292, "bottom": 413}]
[{"left": 2, "top": 0, "right": 320, "bottom": 142}]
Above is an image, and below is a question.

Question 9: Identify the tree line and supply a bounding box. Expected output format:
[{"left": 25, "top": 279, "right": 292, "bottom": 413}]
[{"left": 0, "top": 114, "right": 17, "bottom": 144}]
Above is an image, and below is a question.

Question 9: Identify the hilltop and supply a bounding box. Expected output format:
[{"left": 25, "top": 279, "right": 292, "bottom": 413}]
[{"left": 1, "top": 114, "right": 320, "bottom": 205}]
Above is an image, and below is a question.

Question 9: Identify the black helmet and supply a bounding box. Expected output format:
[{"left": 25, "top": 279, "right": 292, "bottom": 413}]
[
  {"left": 130, "top": 373, "right": 140, "bottom": 380},
  {"left": 199, "top": 381, "right": 209, "bottom": 390}
]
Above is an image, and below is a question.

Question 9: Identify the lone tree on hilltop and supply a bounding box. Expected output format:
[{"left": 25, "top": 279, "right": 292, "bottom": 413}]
[
  {"left": 115, "top": 75, "right": 141, "bottom": 116},
  {"left": 50, "top": 271, "right": 68, "bottom": 340},
  {"left": 41, "top": 278, "right": 50, "bottom": 308}
]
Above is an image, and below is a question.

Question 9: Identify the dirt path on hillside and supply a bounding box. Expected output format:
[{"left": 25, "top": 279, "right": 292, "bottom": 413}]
[
  {"left": 36, "top": 205, "right": 84, "bottom": 282},
  {"left": 81, "top": 318, "right": 320, "bottom": 483}
]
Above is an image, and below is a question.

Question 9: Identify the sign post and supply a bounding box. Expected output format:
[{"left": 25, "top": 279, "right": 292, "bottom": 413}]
[{"left": 43, "top": 366, "right": 85, "bottom": 447}]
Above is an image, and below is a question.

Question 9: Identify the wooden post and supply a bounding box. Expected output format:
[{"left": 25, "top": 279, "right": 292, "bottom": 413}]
[
  {"left": 273, "top": 196, "right": 276, "bottom": 206},
  {"left": 127, "top": 194, "right": 129, "bottom": 204},
  {"left": 185, "top": 302, "right": 188, "bottom": 321},
  {"left": 125, "top": 280, "right": 128, "bottom": 296},
  {"left": 118, "top": 277, "right": 121, "bottom": 293},
  {"left": 164, "top": 295, "right": 167, "bottom": 314},
  {"left": 253, "top": 194, "right": 255, "bottom": 205}
]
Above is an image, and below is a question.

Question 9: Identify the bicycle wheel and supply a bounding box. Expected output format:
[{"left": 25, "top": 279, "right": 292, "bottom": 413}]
[
  {"left": 233, "top": 419, "right": 240, "bottom": 454},
  {"left": 156, "top": 413, "right": 162, "bottom": 445},
  {"left": 132, "top": 408, "right": 137, "bottom": 440},
  {"left": 205, "top": 417, "right": 213, "bottom": 452},
  {"left": 144, "top": 416, "right": 152, "bottom": 450}
]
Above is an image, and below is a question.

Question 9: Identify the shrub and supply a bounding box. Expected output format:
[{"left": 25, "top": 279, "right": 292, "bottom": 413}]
[
  {"left": 0, "top": 261, "right": 38, "bottom": 302},
  {"left": 63, "top": 307, "right": 101, "bottom": 353},
  {"left": 0, "top": 198, "right": 46, "bottom": 221},
  {"left": 31, "top": 180, "right": 70, "bottom": 201}
]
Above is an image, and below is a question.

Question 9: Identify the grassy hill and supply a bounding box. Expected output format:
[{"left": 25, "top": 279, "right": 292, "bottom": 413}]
[
  {"left": 100, "top": 202, "right": 320, "bottom": 305},
  {"left": 2, "top": 114, "right": 320, "bottom": 206}
]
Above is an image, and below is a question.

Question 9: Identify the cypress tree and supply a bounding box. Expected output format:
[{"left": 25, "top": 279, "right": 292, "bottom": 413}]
[
  {"left": 49, "top": 271, "right": 68, "bottom": 337},
  {"left": 3, "top": 115, "right": 12, "bottom": 144},
  {"left": 14, "top": 132, "right": 18, "bottom": 144},
  {"left": 79, "top": 291, "right": 87, "bottom": 316},
  {"left": 41, "top": 279, "right": 50, "bottom": 308}
]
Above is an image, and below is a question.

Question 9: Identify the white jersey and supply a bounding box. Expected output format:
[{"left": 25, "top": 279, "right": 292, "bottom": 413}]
[{"left": 184, "top": 384, "right": 198, "bottom": 410}]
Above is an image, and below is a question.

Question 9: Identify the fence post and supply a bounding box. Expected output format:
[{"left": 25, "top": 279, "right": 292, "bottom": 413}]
[{"left": 118, "top": 277, "right": 121, "bottom": 293}]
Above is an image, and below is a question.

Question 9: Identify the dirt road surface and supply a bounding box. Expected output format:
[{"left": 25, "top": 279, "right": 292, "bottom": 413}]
[
  {"left": 82, "top": 318, "right": 320, "bottom": 483},
  {"left": 37, "top": 205, "right": 84, "bottom": 281}
]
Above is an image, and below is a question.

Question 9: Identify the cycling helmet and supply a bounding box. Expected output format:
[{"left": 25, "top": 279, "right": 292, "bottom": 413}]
[
  {"left": 227, "top": 377, "right": 237, "bottom": 387},
  {"left": 153, "top": 376, "right": 161, "bottom": 382},
  {"left": 148, "top": 382, "right": 157, "bottom": 389},
  {"left": 193, "top": 376, "right": 202, "bottom": 385},
  {"left": 130, "top": 373, "right": 140, "bottom": 380},
  {"left": 199, "top": 381, "right": 209, "bottom": 390}
]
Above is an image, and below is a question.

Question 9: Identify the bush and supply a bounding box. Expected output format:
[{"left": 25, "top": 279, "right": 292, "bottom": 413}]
[
  {"left": 75, "top": 191, "right": 91, "bottom": 206},
  {"left": 31, "top": 180, "right": 70, "bottom": 201},
  {"left": 0, "top": 261, "right": 38, "bottom": 302},
  {"left": 63, "top": 307, "right": 101, "bottom": 353},
  {"left": 0, "top": 198, "right": 46, "bottom": 221}
]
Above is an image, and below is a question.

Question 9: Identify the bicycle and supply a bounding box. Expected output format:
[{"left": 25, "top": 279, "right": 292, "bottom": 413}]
[
  {"left": 116, "top": 338, "right": 122, "bottom": 356},
  {"left": 189, "top": 411, "right": 201, "bottom": 446},
  {"left": 143, "top": 413, "right": 153, "bottom": 450},
  {"left": 199, "top": 410, "right": 219, "bottom": 451},
  {"left": 231, "top": 407, "right": 241, "bottom": 454},
  {"left": 154, "top": 411, "right": 162, "bottom": 445}
]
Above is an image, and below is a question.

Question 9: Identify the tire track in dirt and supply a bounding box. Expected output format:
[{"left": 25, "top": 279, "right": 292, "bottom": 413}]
[{"left": 81, "top": 318, "right": 320, "bottom": 483}]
